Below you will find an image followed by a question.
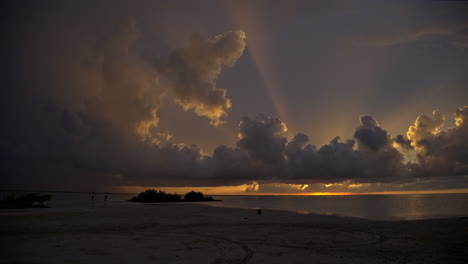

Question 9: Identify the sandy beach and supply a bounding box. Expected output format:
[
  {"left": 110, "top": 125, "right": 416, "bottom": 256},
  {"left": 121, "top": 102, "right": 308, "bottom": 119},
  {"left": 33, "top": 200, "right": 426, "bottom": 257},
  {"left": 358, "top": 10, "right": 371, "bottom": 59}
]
[{"left": 1, "top": 203, "right": 467, "bottom": 264}]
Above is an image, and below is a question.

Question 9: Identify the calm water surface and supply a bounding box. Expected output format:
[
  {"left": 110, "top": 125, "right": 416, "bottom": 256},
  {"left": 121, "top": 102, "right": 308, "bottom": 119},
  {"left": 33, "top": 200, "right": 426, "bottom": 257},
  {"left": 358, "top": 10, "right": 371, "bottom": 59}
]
[
  {"left": 211, "top": 194, "right": 468, "bottom": 220},
  {"left": 2, "top": 191, "right": 467, "bottom": 220}
]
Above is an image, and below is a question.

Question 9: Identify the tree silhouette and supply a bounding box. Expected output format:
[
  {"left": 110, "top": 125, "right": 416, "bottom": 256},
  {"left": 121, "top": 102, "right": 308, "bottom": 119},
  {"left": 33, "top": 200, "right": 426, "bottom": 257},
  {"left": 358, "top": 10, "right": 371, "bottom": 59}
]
[
  {"left": 130, "top": 189, "right": 181, "bottom": 202},
  {"left": 1, "top": 193, "right": 52, "bottom": 209},
  {"left": 184, "top": 191, "right": 214, "bottom": 201}
]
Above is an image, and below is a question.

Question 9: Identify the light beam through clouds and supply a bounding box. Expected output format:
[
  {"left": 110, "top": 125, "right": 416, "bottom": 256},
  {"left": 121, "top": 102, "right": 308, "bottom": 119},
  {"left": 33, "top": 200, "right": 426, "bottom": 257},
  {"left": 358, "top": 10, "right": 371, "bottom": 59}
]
[{"left": 226, "top": 0, "right": 295, "bottom": 136}]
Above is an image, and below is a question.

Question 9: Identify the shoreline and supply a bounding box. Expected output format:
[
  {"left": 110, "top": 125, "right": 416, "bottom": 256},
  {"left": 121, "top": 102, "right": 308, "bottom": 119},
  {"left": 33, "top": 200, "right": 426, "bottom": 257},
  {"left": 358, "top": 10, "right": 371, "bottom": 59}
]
[
  {"left": 1, "top": 203, "right": 467, "bottom": 263},
  {"left": 1, "top": 200, "right": 466, "bottom": 221}
]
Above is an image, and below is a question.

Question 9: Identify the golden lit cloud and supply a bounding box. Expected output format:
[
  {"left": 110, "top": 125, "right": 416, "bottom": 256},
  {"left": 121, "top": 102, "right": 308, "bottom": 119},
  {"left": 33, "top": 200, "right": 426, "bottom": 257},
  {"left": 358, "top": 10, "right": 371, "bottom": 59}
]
[
  {"left": 156, "top": 30, "right": 246, "bottom": 126},
  {"left": 407, "top": 110, "right": 445, "bottom": 149}
]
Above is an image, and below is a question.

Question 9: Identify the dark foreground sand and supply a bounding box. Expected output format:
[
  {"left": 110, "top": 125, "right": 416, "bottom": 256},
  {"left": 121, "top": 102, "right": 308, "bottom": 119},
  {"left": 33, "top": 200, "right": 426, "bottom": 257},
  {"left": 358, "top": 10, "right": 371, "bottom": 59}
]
[{"left": 1, "top": 203, "right": 467, "bottom": 264}]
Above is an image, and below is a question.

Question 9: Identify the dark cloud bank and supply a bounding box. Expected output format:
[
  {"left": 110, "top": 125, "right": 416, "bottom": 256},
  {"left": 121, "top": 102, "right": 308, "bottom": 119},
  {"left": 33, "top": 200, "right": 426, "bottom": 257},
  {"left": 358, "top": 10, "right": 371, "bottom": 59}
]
[{"left": 1, "top": 9, "right": 468, "bottom": 191}]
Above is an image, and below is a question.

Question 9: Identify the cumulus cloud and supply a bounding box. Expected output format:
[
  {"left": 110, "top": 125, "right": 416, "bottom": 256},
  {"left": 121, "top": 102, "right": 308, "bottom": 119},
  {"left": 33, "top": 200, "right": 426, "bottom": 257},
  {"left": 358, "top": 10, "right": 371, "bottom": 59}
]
[
  {"left": 28, "top": 17, "right": 164, "bottom": 142},
  {"left": 93, "top": 19, "right": 164, "bottom": 141},
  {"left": 407, "top": 106, "right": 468, "bottom": 176},
  {"left": 2, "top": 105, "right": 468, "bottom": 190},
  {"left": 284, "top": 107, "right": 468, "bottom": 185},
  {"left": 155, "top": 30, "right": 246, "bottom": 126},
  {"left": 407, "top": 110, "right": 445, "bottom": 149},
  {"left": 455, "top": 106, "right": 468, "bottom": 127},
  {"left": 208, "top": 115, "right": 290, "bottom": 185},
  {"left": 237, "top": 114, "right": 288, "bottom": 164},
  {"left": 26, "top": 16, "right": 245, "bottom": 143},
  {"left": 287, "top": 136, "right": 358, "bottom": 181},
  {"left": 354, "top": 115, "right": 390, "bottom": 151},
  {"left": 394, "top": 135, "right": 413, "bottom": 150},
  {"left": 281, "top": 115, "right": 407, "bottom": 183}
]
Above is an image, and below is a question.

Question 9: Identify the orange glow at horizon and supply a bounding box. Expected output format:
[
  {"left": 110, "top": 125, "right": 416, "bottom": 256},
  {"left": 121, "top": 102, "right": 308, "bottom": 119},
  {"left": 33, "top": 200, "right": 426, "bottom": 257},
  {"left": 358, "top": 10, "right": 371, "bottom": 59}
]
[
  {"left": 303, "top": 192, "right": 354, "bottom": 196},
  {"left": 113, "top": 184, "right": 251, "bottom": 195},
  {"left": 113, "top": 185, "right": 468, "bottom": 196}
]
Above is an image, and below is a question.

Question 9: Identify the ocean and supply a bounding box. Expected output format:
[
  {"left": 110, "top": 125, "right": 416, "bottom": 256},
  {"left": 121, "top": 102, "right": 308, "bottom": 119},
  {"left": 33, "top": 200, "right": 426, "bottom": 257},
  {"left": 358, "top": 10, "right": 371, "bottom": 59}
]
[
  {"left": 213, "top": 194, "right": 468, "bottom": 220},
  {"left": 2, "top": 191, "right": 467, "bottom": 220}
]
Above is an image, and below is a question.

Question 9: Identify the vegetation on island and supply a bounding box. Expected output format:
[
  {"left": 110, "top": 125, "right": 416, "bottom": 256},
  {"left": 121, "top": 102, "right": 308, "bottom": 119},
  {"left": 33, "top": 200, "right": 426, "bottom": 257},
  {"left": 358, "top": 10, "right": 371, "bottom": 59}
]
[
  {"left": 183, "top": 190, "right": 215, "bottom": 201},
  {"left": 130, "top": 189, "right": 181, "bottom": 202},
  {"left": 0, "top": 193, "right": 52, "bottom": 209},
  {"left": 129, "top": 189, "right": 218, "bottom": 203}
]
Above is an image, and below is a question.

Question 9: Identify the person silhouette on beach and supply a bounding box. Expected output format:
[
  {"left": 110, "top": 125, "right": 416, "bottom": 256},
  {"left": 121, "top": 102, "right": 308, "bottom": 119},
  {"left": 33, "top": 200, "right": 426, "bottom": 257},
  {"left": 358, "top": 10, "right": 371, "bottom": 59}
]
[
  {"left": 91, "top": 192, "right": 95, "bottom": 201},
  {"left": 104, "top": 192, "right": 108, "bottom": 202}
]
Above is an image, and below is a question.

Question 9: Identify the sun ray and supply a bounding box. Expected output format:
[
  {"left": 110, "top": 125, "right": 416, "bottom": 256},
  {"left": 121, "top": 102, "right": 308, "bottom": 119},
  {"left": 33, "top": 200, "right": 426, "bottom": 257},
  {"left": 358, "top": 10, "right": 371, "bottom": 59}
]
[{"left": 226, "top": 1, "right": 295, "bottom": 137}]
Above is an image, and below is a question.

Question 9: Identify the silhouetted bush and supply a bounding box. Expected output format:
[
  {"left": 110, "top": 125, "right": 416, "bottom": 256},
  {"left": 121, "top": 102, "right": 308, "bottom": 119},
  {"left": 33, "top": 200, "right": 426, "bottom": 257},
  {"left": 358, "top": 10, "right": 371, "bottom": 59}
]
[
  {"left": 183, "top": 191, "right": 215, "bottom": 201},
  {"left": 0, "top": 193, "right": 52, "bottom": 209},
  {"left": 129, "top": 189, "right": 217, "bottom": 203},
  {"left": 130, "top": 189, "right": 181, "bottom": 203},
  {"left": 184, "top": 191, "right": 203, "bottom": 201}
]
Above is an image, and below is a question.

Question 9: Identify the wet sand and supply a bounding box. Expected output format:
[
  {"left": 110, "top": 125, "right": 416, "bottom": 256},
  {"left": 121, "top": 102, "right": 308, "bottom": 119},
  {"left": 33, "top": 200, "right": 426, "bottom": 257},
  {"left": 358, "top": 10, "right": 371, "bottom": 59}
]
[{"left": 1, "top": 203, "right": 467, "bottom": 263}]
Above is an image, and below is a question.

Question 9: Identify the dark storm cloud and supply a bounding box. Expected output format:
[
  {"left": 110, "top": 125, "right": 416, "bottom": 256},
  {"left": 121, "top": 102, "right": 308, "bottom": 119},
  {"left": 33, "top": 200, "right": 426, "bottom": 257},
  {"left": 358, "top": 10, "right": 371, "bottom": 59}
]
[
  {"left": 237, "top": 114, "right": 288, "bottom": 164},
  {"left": 287, "top": 136, "right": 360, "bottom": 181},
  {"left": 208, "top": 115, "right": 291, "bottom": 185},
  {"left": 210, "top": 145, "right": 259, "bottom": 185},
  {"left": 394, "top": 135, "right": 413, "bottom": 150},
  {"left": 66, "top": 106, "right": 468, "bottom": 187},
  {"left": 2, "top": 97, "right": 468, "bottom": 189},
  {"left": 0, "top": 3, "right": 244, "bottom": 189},
  {"left": 279, "top": 114, "right": 408, "bottom": 184},
  {"left": 284, "top": 137, "right": 407, "bottom": 183},
  {"left": 354, "top": 115, "right": 390, "bottom": 151}
]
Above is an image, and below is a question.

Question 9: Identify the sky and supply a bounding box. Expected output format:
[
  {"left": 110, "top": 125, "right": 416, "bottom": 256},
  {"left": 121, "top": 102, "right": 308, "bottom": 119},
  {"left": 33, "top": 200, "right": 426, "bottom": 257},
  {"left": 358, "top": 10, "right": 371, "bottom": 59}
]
[{"left": 1, "top": 0, "right": 468, "bottom": 194}]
